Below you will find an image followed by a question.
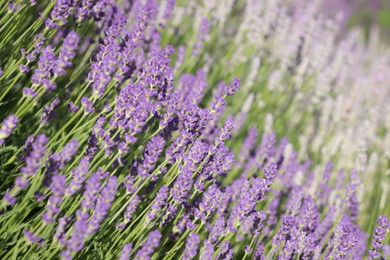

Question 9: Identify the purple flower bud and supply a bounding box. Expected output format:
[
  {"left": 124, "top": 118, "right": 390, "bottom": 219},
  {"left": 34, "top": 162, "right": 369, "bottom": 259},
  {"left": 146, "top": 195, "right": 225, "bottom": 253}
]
[
  {"left": 23, "top": 87, "right": 37, "bottom": 97},
  {"left": 135, "top": 230, "right": 161, "bottom": 259},
  {"left": 3, "top": 191, "right": 16, "bottom": 205},
  {"left": 21, "top": 134, "right": 48, "bottom": 176},
  {"left": 40, "top": 97, "right": 60, "bottom": 126},
  {"left": 147, "top": 186, "right": 169, "bottom": 224},
  {"left": 20, "top": 64, "right": 30, "bottom": 73},
  {"left": 161, "top": 203, "right": 178, "bottom": 226},
  {"left": 139, "top": 136, "right": 166, "bottom": 178},
  {"left": 200, "top": 239, "right": 214, "bottom": 260},
  {"left": 120, "top": 243, "right": 133, "bottom": 260},
  {"left": 46, "top": 0, "right": 75, "bottom": 29},
  {"left": 64, "top": 210, "right": 89, "bottom": 253},
  {"left": 67, "top": 157, "right": 90, "bottom": 195},
  {"left": 239, "top": 127, "right": 257, "bottom": 164},
  {"left": 32, "top": 45, "right": 56, "bottom": 86},
  {"left": 301, "top": 196, "right": 319, "bottom": 232},
  {"left": 183, "top": 232, "right": 200, "bottom": 260},
  {"left": 23, "top": 230, "right": 42, "bottom": 244},
  {"left": 216, "top": 118, "right": 234, "bottom": 146},
  {"left": 209, "top": 217, "right": 226, "bottom": 243},
  {"left": 254, "top": 242, "right": 265, "bottom": 260},
  {"left": 0, "top": 115, "right": 18, "bottom": 145},
  {"left": 172, "top": 167, "right": 193, "bottom": 204},
  {"left": 193, "top": 18, "right": 209, "bottom": 56},
  {"left": 257, "top": 132, "right": 277, "bottom": 162},
  {"left": 87, "top": 176, "right": 118, "bottom": 235},
  {"left": 369, "top": 215, "right": 389, "bottom": 259},
  {"left": 34, "top": 191, "right": 45, "bottom": 201},
  {"left": 81, "top": 173, "right": 102, "bottom": 210},
  {"left": 217, "top": 241, "right": 233, "bottom": 260},
  {"left": 195, "top": 184, "right": 222, "bottom": 223},
  {"left": 60, "top": 139, "right": 79, "bottom": 165},
  {"left": 225, "top": 78, "right": 240, "bottom": 96},
  {"left": 54, "top": 31, "right": 80, "bottom": 76},
  {"left": 55, "top": 216, "right": 70, "bottom": 245},
  {"left": 43, "top": 174, "right": 66, "bottom": 223},
  {"left": 81, "top": 96, "right": 95, "bottom": 114},
  {"left": 162, "top": 0, "right": 176, "bottom": 20},
  {"left": 119, "top": 195, "right": 140, "bottom": 229},
  {"left": 286, "top": 187, "right": 303, "bottom": 216},
  {"left": 67, "top": 101, "right": 79, "bottom": 112},
  {"left": 272, "top": 215, "right": 296, "bottom": 246}
]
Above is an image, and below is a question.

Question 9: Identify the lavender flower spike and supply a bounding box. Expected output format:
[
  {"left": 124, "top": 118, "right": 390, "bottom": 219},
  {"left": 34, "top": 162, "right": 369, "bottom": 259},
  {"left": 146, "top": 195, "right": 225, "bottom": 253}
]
[
  {"left": 43, "top": 174, "right": 66, "bottom": 223},
  {"left": 87, "top": 176, "right": 118, "bottom": 235},
  {"left": 147, "top": 185, "right": 169, "bottom": 224},
  {"left": 135, "top": 230, "right": 162, "bottom": 260},
  {"left": 54, "top": 31, "right": 80, "bottom": 76},
  {"left": 225, "top": 78, "right": 240, "bottom": 96},
  {"left": 0, "top": 115, "right": 18, "bottom": 145},
  {"left": 369, "top": 215, "right": 389, "bottom": 259},
  {"left": 183, "top": 232, "right": 200, "bottom": 260},
  {"left": 66, "top": 157, "right": 90, "bottom": 196},
  {"left": 120, "top": 243, "right": 133, "bottom": 260},
  {"left": 21, "top": 134, "right": 48, "bottom": 176}
]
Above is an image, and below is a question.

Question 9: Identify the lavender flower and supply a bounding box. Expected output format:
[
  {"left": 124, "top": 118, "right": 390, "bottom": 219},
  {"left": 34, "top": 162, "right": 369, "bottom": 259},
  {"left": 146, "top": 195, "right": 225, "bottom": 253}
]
[
  {"left": 161, "top": 203, "right": 178, "bottom": 226},
  {"left": 300, "top": 196, "right": 319, "bottom": 232},
  {"left": 43, "top": 174, "right": 66, "bottom": 223},
  {"left": 217, "top": 241, "right": 233, "bottom": 260},
  {"left": 23, "top": 230, "right": 42, "bottom": 244},
  {"left": 193, "top": 18, "right": 209, "bottom": 56},
  {"left": 3, "top": 191, "right": 16, "bottom": 205},
  {"left": 54, "top": 31, "right": 80, "bottom": 76},
  {"left": 21, "top": 134, "right": 48, "bottom": 176},
  {"left": 81, "top": 173, "right": 102, "bottom": 210},
  {"left": 135, "top": 230, "right": 162, "bottom": 260},
  {"left": 54, "top": 216, "right": 70, "bottom": 245},
  {"left": 183, "top": 232, "right": 200, "bottom": 260},
  {"left": 117, "top": 195, "right": 141, "bottom": 230},
  {"left": 239, "top": 127, "right": 257, "bottom": 164},
  {"left": 67, "top": 102, "right": 79, "bottom": 112},
  {"left": 31, "top": 45, "right": 56, "bottom": 89},
  {"left": 87, "top": 176, "right": 118, "bottom": 235},
  {"left": 200, "top": 239, "right": 214, "bottom": 260},
  {"left": 23, "top": 87, "right": 37, "bottom": 97},
  {"left": 209, "top": 217, "right": 226, "bottom": 243},
  {"left": 272, "top": 215, "right": 296, "bottom": 246},
  {"left": 139, "top": 136, "right": 166, "bottom": 178},
  {"left": 120, "top": 243, "right": 133, "bottom": 260},
  {"left": 172, "top": 167, "right": 193, "bottom": 204},
  {"left": 64, "top": 210, "right": 89, "bottom": 254},
  {"left": 40, "top": 97, "right": 60, "bottom": 126},
  {"left": 195, "top": 184, "right": 222, "bottom": 222},
  {"left": 66, "top": 157, "right": 90, "bottom": 196},
  {"left": 369, "top": 215, "right": 389, "bottom": 259},
  {"left": 46, "top": 0, "right": 75, "bottom": 29},
  {"left": 147, "top": 185, "right": 169, "bottom": 224},
  {"left": 0, "top": 115, "right": 18, "bottom": 145},
  {"left": 216, "top": 118, "right": 234, "bottom": 147},
  {"left": 81, "top": 96, "right": 95, "bottom": 114},
  {"left": 59, "top": 138, "right": 79, "bottom": 165},
  {"left": 225, "top": 78, "right": 240, "bottom": 96}
]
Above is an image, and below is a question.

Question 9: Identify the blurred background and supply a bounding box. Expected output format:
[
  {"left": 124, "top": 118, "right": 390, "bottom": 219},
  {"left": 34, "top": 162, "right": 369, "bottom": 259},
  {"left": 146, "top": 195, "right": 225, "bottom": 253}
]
[{"left": 324, "top": 0, "right": 390, "bottom": 38}]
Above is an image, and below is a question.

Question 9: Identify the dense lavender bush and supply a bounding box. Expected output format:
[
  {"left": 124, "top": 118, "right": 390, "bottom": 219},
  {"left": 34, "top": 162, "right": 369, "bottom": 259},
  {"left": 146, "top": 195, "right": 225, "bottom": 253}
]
[{"left": 0, "top": 0, "right": 389, "bottom": 259}]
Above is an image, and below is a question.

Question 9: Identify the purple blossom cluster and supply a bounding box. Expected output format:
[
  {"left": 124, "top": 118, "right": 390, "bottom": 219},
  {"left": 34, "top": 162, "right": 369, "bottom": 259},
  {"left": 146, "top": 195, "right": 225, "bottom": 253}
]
[{"left": 0, "top": 115, "right": 18, "bottom": 145}]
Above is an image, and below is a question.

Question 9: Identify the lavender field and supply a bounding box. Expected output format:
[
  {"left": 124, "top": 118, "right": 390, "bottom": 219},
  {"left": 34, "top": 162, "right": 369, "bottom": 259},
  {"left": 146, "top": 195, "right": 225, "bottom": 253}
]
[{"left": 0, "top": 0, "right": 389, "bottom": 259}]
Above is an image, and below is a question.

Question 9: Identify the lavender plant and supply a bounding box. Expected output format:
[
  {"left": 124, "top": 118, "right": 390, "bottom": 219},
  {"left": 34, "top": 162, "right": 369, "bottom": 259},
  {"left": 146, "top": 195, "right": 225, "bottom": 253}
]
[{"left": 0, "top": 0, "right": 389, "bottom": 259}]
